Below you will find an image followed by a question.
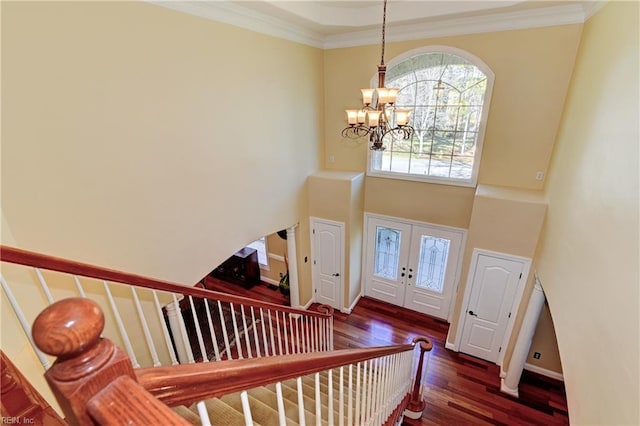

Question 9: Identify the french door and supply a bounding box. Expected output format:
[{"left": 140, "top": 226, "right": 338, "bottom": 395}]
[{"left": 364, "top": 214, "right": 464, "bottom": 320}]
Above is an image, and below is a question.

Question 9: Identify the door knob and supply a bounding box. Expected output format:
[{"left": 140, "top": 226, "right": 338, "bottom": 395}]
[
  {"left": 332, "top": 273, "right": 340, "bottom": 277},
  {"left": 468, "top": 310, "right": 478, "bottom": 317}
]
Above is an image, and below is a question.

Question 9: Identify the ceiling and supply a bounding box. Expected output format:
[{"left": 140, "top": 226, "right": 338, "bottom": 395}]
[{"left": 151, "top": 0, "right": 605, "bottom": 48}]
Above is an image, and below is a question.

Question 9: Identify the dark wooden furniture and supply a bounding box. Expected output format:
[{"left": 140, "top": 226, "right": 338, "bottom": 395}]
[{"left": 211, "top": 247, "right": 260, "bottom": 288}]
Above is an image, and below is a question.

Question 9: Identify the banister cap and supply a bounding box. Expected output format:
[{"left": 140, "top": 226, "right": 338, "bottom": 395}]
[{"left": 32, "top": 297, "right": 104, "bottom": 358}]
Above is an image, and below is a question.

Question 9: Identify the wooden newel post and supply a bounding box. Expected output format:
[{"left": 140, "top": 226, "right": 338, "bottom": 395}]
[
  {"left": 32, "top": 298, "right": 135, "bottom": 425},
  {"left": 405, "top": 336, "right": 433, "bottom": 420},
  {"left": 32, "top": 298, "right": 189, "bottom": 426}
]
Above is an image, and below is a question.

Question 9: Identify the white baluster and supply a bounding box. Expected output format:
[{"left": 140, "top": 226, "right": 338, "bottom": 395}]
[
  {"left": 268, "top": 309, "right": 276, "bottom": 356},
  {"left": 131, "top": 287, "right": 161, "bottom": 367},
  {"left": 355, "top": 362, "right": 361, "bottom": 425},
  {"left": 240, "top": 305, "right": 253, "bottom": 358},
  {"left": 365, "top": 360, "right": 375, "bottom": 423},
  {"left": 217, "top": 301, "right": 232, "bottom": 359},
  {"left": 152, "top": 290, "right": 178, "bottom": 366},
  {"left": 300, "top": 316, "right": 307, "bottom": 353},
  {"left": 0, "top": 274, "right": 50, "bottom": 369},
  {"left": 73, "top": 275, "right": 86, "bottom": 297},
  {"left": 275, "top": 382, "right": 287, "bottom": 425},
  {"left": 188, "top": 296, "right": 208, "bottom": 363},
  {"left": 240, "top": 391, "right": 253, "bottom": 426},
  {"left": 34, "top": 268, "right": 54, "bottom": 304},
  {"left": 329, "top": 318, "right": 334, "bottom": 350},
  {"left": 259, "top": 308, "right": 269, "bottom": 356},
  {"left": 229, "top": 303, "right": 243, "bottom": 359},
  {"left": 361, "top": 361, "right": 369, "bottom": 424},
  {"left": 339, "top": 366, "right": 345, "bottom": 426},
  {"left": 282, "top": 312, "right": 290, "bottom": 355},
  {"left": 165, "top": 296, "right": 190, "bottom": 364},
  {"left": 315, "top": 372, "right": 322, "bottom": 425},
  {"left": 195, "top": 401, "right": 212, "bottom": 426},
  {"left": 250, "top": 307, "right": 261, "bottom": 358},
  {"left": 328, "top": 369, "right": 334, "bottom": 426},
  {"left": 203, "top": 298, "right": 221, "bottom": 361},
  {"left": 347, "top": 364, "right": 353, "bottom": 426},
  {"left": 289, "top": 313, "right": 296, "bottom": 354},
  {"left": 275, "top": 310, "right": 283, "bottom": 355},
  {"left": 103, "top": 281, "right": 139, "bottom": 368},
  {"left": 297, "top": 377, "right": 307, "bottom": 426}
]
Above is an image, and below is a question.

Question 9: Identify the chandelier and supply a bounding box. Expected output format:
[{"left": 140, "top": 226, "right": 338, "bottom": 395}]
[{"left": 341, "top": 0, "right": 414, "bottom": 151}]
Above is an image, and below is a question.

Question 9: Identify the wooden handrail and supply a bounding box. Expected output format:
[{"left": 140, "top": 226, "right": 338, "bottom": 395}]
[
  {"left": 0, "top": 245, "right": 329, "bottom": 318},
  {"left": 136, "top": 343, "right": 416, "bottom": 407}
]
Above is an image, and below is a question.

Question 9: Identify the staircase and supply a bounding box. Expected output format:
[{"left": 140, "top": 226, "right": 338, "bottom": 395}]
[{"left": 1, "top": 245, "right": 432, "bottom": 425}]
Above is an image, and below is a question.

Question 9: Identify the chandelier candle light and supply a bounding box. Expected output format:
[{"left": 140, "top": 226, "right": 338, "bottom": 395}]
[{"left": 342, "top": 0, "right": 414, "bottom": 151}]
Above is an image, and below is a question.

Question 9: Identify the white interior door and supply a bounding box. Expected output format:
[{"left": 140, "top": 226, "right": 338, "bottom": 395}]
[
  {"left": 311, "top": 219, "right": 343, "bottom": 310},
  {"left": 364, "top": 215, "right": 464, "bottom": 320},
  {"left": 459, "top": 254, "right": 524, "bottom": 363},
  {"left": 403, "top": 225, "right": 462, "bottom": 319},
  {"left": 364, "top": 217, "right": 412, "bottom": 306}
]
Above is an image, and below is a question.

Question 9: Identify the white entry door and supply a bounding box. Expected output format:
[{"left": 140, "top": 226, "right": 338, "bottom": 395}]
[
  {"left": 403, "top": 225, "right": 463, "bottom": 319},
  {"left": 364, "top": 215, "right": 464, "bottom": 320},
  {"left": 311, "top": 219, "right": 343, "bottom": 310},
  {"left": 364, "top": 217, "right": 412, "bottom": 306},
  {"left": 459, "top": 253, "right": 525, "bottom": 363}
]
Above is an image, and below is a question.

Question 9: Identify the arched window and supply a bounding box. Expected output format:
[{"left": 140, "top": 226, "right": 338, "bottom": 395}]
[{"left": 369, "top": 47, "right": 494, "bottom": 186}]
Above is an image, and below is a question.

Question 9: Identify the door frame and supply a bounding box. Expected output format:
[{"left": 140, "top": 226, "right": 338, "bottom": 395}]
[
  {"left": 362, "top": 213, "right": 467, "bottom": 323},
  {"left": 452, "top": 248, "right": 531, "bottom": 366},
  {"left": 310, "top": 217, "right": 345, "bottom": 311}
]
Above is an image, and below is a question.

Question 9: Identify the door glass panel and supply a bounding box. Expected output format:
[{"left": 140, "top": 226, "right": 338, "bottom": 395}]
[
  {"left": 374, "top": 226, "right": 401, "bottom": 280},
  {"left": 415, "top": 236, "right": 450, "bottom": 293}
]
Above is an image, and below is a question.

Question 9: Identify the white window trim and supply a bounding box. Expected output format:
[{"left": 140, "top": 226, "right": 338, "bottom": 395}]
[{"left": 366, "top": 45, "right": 495, "bottom": 188}]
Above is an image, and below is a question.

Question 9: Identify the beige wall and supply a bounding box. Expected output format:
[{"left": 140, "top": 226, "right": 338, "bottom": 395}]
[
  {"left": 324, "top": 24, "right": 582, "bottom": 229},
  {"left": 447, "top": 185, "right": 548, "bottom": 347},
  {"left": 1, "top": 1, "right": 323, "bottom": 286},
  {"left": 308, "top": 171, "right": 365, "bottom": 310},
  {"left": 526, "top": 302, "right": 563, "bottom": 373},
  {"left": 1, "top": 0, "right": 323, "bottom": 402},
  {"left": 325, "top": 24, "right": 582, "bottom": 188},
  {"left": 535, "top": 2, "right": 639, "bottom": 424}
]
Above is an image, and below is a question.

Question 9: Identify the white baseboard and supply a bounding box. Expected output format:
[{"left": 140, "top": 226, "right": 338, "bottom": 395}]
[
  {"left": 524, "top": 363, "right": 564, "bottom": 381},
  {"left": 341, "top": 293, "right": 362, "bottom": 314},
  {"left": 500, "top": 365, "right": 507, "bottom": 379},
  {"left": 301, "top": 297, "right": 314, "bottom": 310},
  {"left": 444, "top": 341, "right": 457, "bottom": 351},
  {"left": 500, "top": 378, "right": 519, "bottom": 398},
  {"left": 261, "top": 276, "right": 279, "bottom": 286}
]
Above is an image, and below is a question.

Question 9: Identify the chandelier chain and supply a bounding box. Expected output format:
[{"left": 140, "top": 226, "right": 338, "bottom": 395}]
[{"left": 380, "top": 0, "right": 387, "bottom": 66}]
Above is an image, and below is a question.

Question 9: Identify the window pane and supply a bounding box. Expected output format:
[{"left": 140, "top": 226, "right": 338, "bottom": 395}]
[
  {"left": 376, "top": 50, "right": 490, "bottom": 184},
  {"left": 374, "top": 226, "right": 401, "bottom": 280},
  {"left": 247, "top": 237, "right": 268, "bottom": 267},
  {"left": 415, "top": 236, "right": 450, "bottom": 293}
]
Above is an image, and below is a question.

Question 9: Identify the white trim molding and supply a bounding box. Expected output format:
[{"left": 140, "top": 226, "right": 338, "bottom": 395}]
[
  {"left": 148, "top": 1, "right": 595, "bottom": 50},
  {"left": 524, "top": 363, "right": 564, "bottom": 382},
  {"left": 341, "top": 292, "right": 362, "bottom": 315}
]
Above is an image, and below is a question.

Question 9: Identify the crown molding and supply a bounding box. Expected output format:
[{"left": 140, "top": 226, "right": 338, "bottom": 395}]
[
  {"left": 149, "top": 1, "right": 591, "bottom": 50},
  {"left": 148, "top": 1, "right": 326, "bottom": 48},
  {"left": 323, "top": 3, "right": 589, "bottom": 49},
  {"left": 583, "top": 0, "right": 609, "bottom": 20}
]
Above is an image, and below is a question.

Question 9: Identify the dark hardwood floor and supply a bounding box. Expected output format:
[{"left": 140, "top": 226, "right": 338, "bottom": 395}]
[{"left": 203, "top": 277, "right": 569, "bottom": 425}]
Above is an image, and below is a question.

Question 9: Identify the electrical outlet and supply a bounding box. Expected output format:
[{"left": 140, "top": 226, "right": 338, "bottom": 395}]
[
  {"left": 535, "top": 171, "right": 544, "bottom": 181},
  {"left": 328, "top": 155, "right": 335, "bottom": 164},
  {"left": 533, "top": 352, "right": 541, "bottom": 359}
]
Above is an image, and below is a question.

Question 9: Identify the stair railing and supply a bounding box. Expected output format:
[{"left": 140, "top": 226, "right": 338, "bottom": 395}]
[
  {"left": 32, "top": 298, "right": 433, "bottom": 426},
  {"left": 1, "top": 245, "right": 333, "bottom": 369}
]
